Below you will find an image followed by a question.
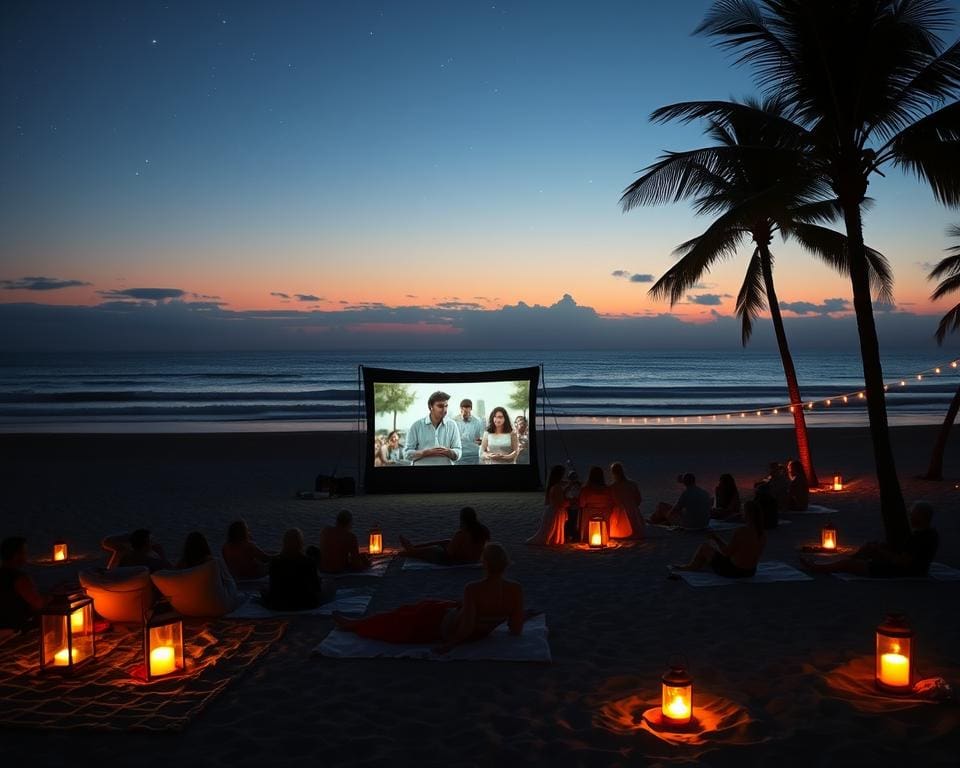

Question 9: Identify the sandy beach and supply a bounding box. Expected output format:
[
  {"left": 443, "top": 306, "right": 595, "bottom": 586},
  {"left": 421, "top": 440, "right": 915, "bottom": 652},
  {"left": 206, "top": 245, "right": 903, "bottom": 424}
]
[{"left": 4, "top": 425, "right": 960, "bottom": 766}]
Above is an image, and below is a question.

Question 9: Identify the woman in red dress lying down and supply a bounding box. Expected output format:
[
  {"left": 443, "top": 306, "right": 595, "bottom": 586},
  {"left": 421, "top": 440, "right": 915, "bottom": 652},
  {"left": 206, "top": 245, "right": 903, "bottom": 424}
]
[{"left": 333, "top": 542, "right": 524, "bottom": 653}]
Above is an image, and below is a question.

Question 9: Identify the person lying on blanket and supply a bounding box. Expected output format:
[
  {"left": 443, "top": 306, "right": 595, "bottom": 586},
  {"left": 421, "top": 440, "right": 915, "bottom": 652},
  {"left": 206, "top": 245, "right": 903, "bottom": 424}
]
[
  {"left": 333, "top": 542, "right": 524, "bottom": 653},
  {"left": 671, "top": 500, "right": 767, "bottom": 578},
  {"left": 802, "top": 502, "right": 939, "bottom": 578},
  {"left": 318, "top": 510, "right": 371, "bottom": 573},
  {"left": 398, "top": 506, "right": 490, "bottom": 565}
]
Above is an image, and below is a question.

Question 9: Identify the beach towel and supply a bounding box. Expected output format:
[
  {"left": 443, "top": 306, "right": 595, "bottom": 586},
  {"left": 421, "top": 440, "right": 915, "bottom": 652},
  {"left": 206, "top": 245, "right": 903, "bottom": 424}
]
[
  {"left": 671, "top": 561, "right": 813, "bottom": 587},
  {"left": 320, "top": 555, "right": 393, "bottom": 579},
  {"left": 313, "top": 613, "right": 551, "bottom": 662},
  {"left": 400, "top": 559, "right": 483, "bottom": 571},
  {"left": 827, "top": 561, "right": 960, "bottom": 582},
  {"left": 786, "top": 504, "right": 839, "bottom": 515},
  {"left": 225, "top": 588, "right": 372, "bottom": 618}
]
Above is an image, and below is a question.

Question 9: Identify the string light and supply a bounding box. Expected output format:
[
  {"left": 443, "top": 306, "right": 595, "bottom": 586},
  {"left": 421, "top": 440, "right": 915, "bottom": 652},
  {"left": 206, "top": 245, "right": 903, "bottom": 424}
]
[{"left": 548, "top": 358, "right": 960, "bottom": 425}]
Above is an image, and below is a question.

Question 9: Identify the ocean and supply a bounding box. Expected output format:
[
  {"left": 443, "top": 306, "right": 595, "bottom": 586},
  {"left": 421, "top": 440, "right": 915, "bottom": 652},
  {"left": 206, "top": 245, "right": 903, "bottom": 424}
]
[{"left": 1, "top": 349, "right": 957, "bottom": 431}]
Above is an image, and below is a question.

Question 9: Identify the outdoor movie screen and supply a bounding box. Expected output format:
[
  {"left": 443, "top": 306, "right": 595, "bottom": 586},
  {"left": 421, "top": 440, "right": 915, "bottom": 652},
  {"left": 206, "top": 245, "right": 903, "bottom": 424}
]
[{"left": 371, "top": 379, "right": 532, "bottom": 467}]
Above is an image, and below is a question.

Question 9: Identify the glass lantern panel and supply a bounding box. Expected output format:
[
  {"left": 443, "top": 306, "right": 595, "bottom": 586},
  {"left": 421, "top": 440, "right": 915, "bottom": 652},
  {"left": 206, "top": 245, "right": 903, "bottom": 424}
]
[
  {"left": 876, "top": 634, "right": 912, "bottom": 688},
  {"left": 148, "top": 622, "right": 184, "bottom": 677},
  {"left": 661, "top": 684, "right": 692, "bottom": 721}
]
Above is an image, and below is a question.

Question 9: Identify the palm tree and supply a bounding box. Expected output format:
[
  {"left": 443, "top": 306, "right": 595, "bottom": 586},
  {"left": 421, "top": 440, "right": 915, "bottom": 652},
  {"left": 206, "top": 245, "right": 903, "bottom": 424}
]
[
  {"left": 923, "top": 225, "right": 960, "bottom": 480},
  {"left": 658, "top": 0, "right": 960, "bottom": 548},
  {"left": 622, "top": 98, "right": 893, "bottom": 487}
]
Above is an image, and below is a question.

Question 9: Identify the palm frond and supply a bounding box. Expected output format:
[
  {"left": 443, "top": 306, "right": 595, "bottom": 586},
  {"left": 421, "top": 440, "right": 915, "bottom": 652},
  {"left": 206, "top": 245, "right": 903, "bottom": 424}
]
[
  {"left": 935, "top": 303, "right": 960, "bottom": 344},
  {"left": 888, "top": 102, "right": 960, "bottom": 205},
  {"left": 735, "top": 247, "right": 766, "bottom": 346}
]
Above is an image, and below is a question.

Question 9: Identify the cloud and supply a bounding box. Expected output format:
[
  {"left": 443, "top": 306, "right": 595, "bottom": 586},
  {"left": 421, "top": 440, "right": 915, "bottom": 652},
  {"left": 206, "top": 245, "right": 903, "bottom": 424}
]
[
  {"left": 611, "top": 270, "right": 654, "bottom": 283},
  {"left": 1, "top": 276, "right": 91, "bottom": 291},
  {"left": 270, "top": 292, "right": 291, "bottom": 299},
  {"left": 97, "top": 288, "right": 185, "bottom": 302},
  {"left": 780, "top": 298, "right": 850, "bottom": 315},
  {"left": 0, "top": 294, "right": 946, "bottom": 353},
  {"left": 873, "top": 299, "right": 898, "bottom": 313},
  {"left": 191, "top": 292, "right": 222, "bottom": 301},
  {"left": 687, "top": 294, "right": 723, "bottom": 306},
  {"left": 295, "top": 294, "right": 321, "bottom": 302},
  {"left": 436, "top": 301, "right": 484, "bottom": 310}
]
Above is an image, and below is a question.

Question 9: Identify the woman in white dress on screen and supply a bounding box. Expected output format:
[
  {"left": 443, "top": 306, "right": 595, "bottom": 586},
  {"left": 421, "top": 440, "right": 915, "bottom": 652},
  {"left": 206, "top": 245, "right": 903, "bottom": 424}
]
[{"left": 480, "top": 407, "right": 519, "bottom": 464}]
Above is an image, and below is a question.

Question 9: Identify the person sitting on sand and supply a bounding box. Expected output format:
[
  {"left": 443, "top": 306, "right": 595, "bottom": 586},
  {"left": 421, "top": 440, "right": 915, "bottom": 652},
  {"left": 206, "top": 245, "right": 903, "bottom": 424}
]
[
  {"left": 400, "top": 506, "right": 490, "bottom": 564},
  {"left": 671, "top": 500, "right": 766, "bottom": 578},
  {"left": 526, "top": 465, "right": 568, "bottom": 546},
  {"left": 786, "top": 459, "right": 809, "bottom": 511},
  {"left": 0, "top": 537, "right": 50, "bottom": 631},
  {"left": 173, "top": 530, "right": 239, "bottom": 606},
  {"left": 607, "top": 462, "right": 644, "bottom": 539},
  {"left": 711, "top": 473, "right": 741, "bottom": 520},
  {"left": 333, "top": 542, "right": 524, "bottom": 653},
  {"left": 318, "top": 510, "right": 371, "bottom": 573},
  {"left": 802, "top": 501, "right": 939, "bottom": 578},
  {"left": 650, "top": 473, "right": 711, "bottom": 530},
  {"left": 758, "top": 462, "right": 789, "bottom": 513},
  {"left": 101, "top": 528, "right": 171, "bottom": 572},
  {"left": 222, "top": 520, "right": 271, "bottom": 580},
  {"left": 262, "top": 528, "right": 336, "bottom": 610},
  {"left": 578, "top": 466, "right": 614, "bottom": 542}
]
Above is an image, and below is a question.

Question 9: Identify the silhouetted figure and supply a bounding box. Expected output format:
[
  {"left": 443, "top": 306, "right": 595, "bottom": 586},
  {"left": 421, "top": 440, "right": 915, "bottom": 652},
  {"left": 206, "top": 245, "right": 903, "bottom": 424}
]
[
  {"left": 263, "top": 528, "right": 335, "bottom": 610},
  {"left": 0, "top": 537, "right": 49, "bottom": 631},
  {"left": 672, "top": 500, "right": 766, "bottom": 578},
  {"left": 318, "top": 510, "right": 371, "bottom": 573},
  {"left": 400, "top": 507, "right": 490, "bottom": 564}
]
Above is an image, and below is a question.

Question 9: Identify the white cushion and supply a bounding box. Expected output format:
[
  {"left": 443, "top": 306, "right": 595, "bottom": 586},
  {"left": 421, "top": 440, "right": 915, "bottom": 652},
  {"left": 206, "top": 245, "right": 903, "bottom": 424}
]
[
  {"left": 79, "top": 566, "right": 153, "bottom": 623},
  {"left": 150, "top": 559, "right": 239, "bottom": 617}
]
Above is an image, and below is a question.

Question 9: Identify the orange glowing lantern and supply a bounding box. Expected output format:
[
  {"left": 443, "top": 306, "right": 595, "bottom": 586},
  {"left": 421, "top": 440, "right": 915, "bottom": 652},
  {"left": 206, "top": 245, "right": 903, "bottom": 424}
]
[
  {"left": 588, "top": 516, "right": 608, "bottom": 548},
  {"left": 52, "top": 540, "right": 68, "bottom": 562},
  {"left": 368, "top": 526, "right": 383, "bottom": 555},
  {"left": 832, "top": 473, "right": 844, "bottom": 491},
  {"left": 661, "top": 660, "right": 693, "bottom": 727},
  {"left": 144, "top": 600, "right": 185, "bottom": 681},
  {"left": 39, "top": 592, "right": 95, "bottom": 673},
  {"left": 821, "top": 522, "right": 838, "bottom": 551},
  {"left": 876, "top": 613, "right": 914, "bottom": 694}
]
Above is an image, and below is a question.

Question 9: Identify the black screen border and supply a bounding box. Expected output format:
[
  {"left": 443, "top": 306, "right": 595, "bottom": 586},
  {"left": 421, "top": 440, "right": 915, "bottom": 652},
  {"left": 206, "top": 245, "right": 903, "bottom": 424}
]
[{"left": 362, "top": 365, "right": 541, "bottom": 493}]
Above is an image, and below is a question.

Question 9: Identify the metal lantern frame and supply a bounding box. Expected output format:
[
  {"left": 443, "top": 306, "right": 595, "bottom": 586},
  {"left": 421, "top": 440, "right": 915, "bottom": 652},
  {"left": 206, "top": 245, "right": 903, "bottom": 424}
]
[
  {"left": 588, "top": 516, "right": 608, "bottom": 548},
  {"left": 143, "top": 600, "right": 185, "bottom": 682},
  {"left": 39, "top": 591, "right": 95, "bottom": 673},
  {"left": 661, "top": 660, "right": 693, "bottom": 727},
  {"left": 368, "top": 526, "right": 383, "bottom": 555}
]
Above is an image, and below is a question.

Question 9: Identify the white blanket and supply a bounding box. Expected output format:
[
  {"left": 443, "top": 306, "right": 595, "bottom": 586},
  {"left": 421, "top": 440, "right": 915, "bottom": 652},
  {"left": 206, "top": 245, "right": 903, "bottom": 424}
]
[
  {"left": 321, "top": 556, "right": 393, "bottom": 578},
  {"left": 672, "top": 561, "right": 813, "bottom": 587},
  {"left": 400, "top": 559, "right": 482, "bottom": 571},
  {"left": 313, "top": 613, "right": 551, "bottom": 662},
  {"left": 225, "top": 588, "right": 372, "bottom": 618},
  {"left": 787, "top": 504, "right": 839, "bottom": 515},
  {"left": 828, "top": 561, "right": 960, "bottom": 582}
]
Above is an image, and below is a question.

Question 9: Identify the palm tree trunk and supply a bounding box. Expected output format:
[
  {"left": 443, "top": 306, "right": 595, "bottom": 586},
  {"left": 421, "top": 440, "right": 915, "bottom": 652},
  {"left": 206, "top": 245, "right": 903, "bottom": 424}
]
[
  {"left": 758, "top": 246, "right": 818, "bottom": 485},
  {"left": 923, "top": 383, "right": 960, "bottom": 480},
  {"left": 842, "top": 203, "right": 910, "bottom": 547}
]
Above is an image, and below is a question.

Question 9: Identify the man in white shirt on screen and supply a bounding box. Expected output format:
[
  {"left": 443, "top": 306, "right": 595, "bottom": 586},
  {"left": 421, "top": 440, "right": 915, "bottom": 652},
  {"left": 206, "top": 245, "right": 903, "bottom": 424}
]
[
  {"left": 453, "top": 398, "right": 484, "bottom": 465},
  {"left": 404, "top": 390, "right": 463, "bottom": 466}
]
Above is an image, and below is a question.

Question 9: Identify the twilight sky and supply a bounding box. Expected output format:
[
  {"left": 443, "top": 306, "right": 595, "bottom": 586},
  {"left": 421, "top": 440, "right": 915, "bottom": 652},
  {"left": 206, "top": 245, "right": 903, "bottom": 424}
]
[{"left": 2, "top": 0, "right": 959, "bottom": 351}]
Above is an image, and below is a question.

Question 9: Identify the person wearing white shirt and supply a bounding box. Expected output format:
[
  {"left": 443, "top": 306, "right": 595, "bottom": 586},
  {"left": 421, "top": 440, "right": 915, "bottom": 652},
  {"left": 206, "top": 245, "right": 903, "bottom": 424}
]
[
  {"left": 454, "top": 398, "right": 485, "bottom": 465},
  {"left": 404, "top": 391, "right": 463, "bottom": 466}
]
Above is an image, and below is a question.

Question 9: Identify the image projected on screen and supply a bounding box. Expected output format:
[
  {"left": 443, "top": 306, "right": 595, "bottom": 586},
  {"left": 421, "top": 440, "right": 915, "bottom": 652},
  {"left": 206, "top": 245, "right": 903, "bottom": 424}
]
[{"left": 372, "top": 381, "right": 531, "bottom": 467}]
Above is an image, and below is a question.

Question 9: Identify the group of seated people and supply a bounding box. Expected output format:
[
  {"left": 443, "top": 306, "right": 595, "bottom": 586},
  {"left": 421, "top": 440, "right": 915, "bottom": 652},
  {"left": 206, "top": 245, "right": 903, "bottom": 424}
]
[{"left": 527, "top": 462, "right": 645, "bottom": 546}]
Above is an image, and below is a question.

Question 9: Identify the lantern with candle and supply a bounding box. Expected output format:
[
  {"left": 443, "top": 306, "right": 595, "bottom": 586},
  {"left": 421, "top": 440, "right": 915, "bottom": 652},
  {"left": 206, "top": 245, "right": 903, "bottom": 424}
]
[
  {"left": 876, "top": 613, "right": 914, "bottom": 694},
  {"left": 368, "top": 526, "right": 383, "bottom": 555},
  {"left": 832, "top": 473, "right": 844, "bottom": 491},
  {"left": 39, "top": 591, "right": 95, "bottom": 672},
  {"left": 661, "top": 659, "right": 693, "bottom": 727},
  {"left": 821, "top": 522, "right": 838, "bottom": 551},
  {"left": 143, "top": 600, "right": 185, "bottom": 681},
  {"left": 588, "top": 516, "right": 608, "bottom": 548},
  {"left": 52, "top": 540, "right": 68, "bottom": 562}
]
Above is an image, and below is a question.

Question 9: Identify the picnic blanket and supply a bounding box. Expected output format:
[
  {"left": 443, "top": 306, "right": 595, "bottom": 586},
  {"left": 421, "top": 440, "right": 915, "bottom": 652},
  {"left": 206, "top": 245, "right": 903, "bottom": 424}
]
[
  {"left": 827, "top": 561, "right": 960, "bottom": 582},
  {"left": 0, "top": 619, "right": 285, "bottom": 731},
  {"left": 314, "top": 613, "right": 551, "bottom": 662},
  {"left": 671, "top": 561, "right": 813, "bottom": 587},
  {"left": 321, "top": 555, "right": 393, "bottom": 578},
  {"left": 225, "top": 588, "right": 372, "bottom": 618},
  {"left": 786, "top": 504, "right": 839, "bottom": 515},
  {"left": 400, "top": 559, "right": 483, "bottom": 571}
]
